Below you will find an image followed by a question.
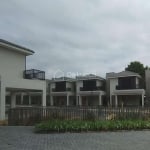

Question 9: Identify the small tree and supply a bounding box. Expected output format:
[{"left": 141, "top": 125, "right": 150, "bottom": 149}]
[
  {"left": 125, "top": 61, "right": 149, "bottom": 89},
  {"left": 125, "top": 61, "right": 146, "bottom": 77}
]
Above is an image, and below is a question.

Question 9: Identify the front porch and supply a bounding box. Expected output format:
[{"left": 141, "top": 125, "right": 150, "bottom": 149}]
[
  {"left": 111, "top": 95, "right": 144, "bottom": 107},
  {"left": 77, "top": 91, "right": 106, "bottom": 106},
  {"left": 110, "top": 89, "right": 145, "bottom": 107},
  {"left": 50, "top": 95, "right": 76, "bottom": 106}
]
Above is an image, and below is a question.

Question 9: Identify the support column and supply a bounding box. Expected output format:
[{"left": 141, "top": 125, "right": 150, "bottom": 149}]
[
  {"left": 99, "top": 94, "right": 102, "bottom": 106},
  {"left": 110, "top": 95, "right": 112, "bottom": 106},
  {"left": 78, "top": 95, "right": 82, "bottom": 106},
  {"left": 11, "top": 92, "right": 16, "bottom": 108},
  {"left": 21, "top": 93, "right": 24, "bottom": 105},
  {"left": 76, "top": 95, "right": 78, "bottom": 106},
  {"left": 115, "top": 95, "right": 118, "bottom": 107},
  {"left": 0, "top": 82, "right": 6, "bottom": 120},
  {"left": 67, "top": 95, "right": 69, "bottom": 106},
  {"left": 29, "top": 95, "right": 31, "bottom": 105},
  {"left": 42, "top": 89, "right": 46, "bottom": 107},
  {"left": 50, "top": 96, "right": 54, "bottom": 106},
  {"left": 142, "top": 94, "right": 144, "bottom": 107}
]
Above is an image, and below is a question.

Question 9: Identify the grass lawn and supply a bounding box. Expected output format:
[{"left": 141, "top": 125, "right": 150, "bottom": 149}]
[{"left": 34, "top": 120, "right": 150, "bottom": 133}]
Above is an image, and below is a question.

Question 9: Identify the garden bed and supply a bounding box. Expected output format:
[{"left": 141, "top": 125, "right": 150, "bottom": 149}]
[{"left": 34, "top": 120, "right": 150, "bottom": 133}]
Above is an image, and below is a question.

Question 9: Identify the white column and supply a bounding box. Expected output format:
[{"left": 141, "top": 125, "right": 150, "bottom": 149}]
[
  {"left": 21, "top": 93, "right": 24, "bottom": 105},
  {"left": 78, "top": 95, "right": 82, "bottom": 106},
  {"left": 50, "top": 96, "right": 54, "bottom": 106},
  {"left": 115, "top": 95, "right": 118, "bottom": 107},
  {"left": 76, "top": 95, "right": 78, "bottom": 106},
  {"left": 110, "top": 95, "right": 112, "bottom": 106},
  {"left": 29, "top": 95, "right": 31, "bottom": 105},
  {"left": 99, "top": 94, "right": 102, "bottom": 106},
  {"left": 0, "top": 83, "right": 6, "bottom": 120},
  {"left": 142, "top": 94, "right": 144, "bottom": 107},
  {"left": 67, "top": 95, "right": 69, "bottom": 106},
  {"left": 11, "top": 92, "right": 16, "bottom": 108},
  {"left": 42, "top": 89, "right": 46, "bottom": 107}
]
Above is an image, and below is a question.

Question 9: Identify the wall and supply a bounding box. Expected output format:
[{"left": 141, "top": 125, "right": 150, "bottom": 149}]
[
  {"left": 76, "top": 80, "right": 83, "bottom": 93},
  {"left": 66, "top": 82, "right": 74, "bottom": 91},
  {"left": 0, "top": 47, "right": 25, "bottom": 80},
  {"left": 109, "top": 78, "right": 118, "bottom": 95},
  {"left": 50, "top": 83, "right": 55, "bottom": 92},
  {"left": 96, "top": 80, "right": 103, "bottom": 87}
]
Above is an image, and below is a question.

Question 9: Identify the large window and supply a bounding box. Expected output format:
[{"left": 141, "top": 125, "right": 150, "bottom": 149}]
[
  {"left": 55, "top": 81, "right": 66, "bottom": 92},
  {"left": 83, "top": 80, "right": 96, "bottom": 91},
  {"left": 118, "top": 77, "right": 136, "bottom": 89}
]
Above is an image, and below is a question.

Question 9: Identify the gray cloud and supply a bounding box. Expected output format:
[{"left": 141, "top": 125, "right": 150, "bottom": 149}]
[{"left": 1, "top": 0, "right": 150, "bottom": 78}]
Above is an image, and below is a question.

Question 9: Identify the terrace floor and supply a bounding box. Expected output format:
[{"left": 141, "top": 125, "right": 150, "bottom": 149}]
[{"left": 0, "top": 126, "right": 149, "bottom": 150}]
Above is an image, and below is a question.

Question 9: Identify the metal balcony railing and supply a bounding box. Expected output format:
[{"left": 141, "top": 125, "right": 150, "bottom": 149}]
[
  {"left": 52, "top": 88, "right": 72, "bottom": 92},
  {"left": 80, "top": 86, "right": 105, "bottom": 91},
  {"left": 116, "top": 84, "right": 142, "bottom": 90},
  {"left": 24, "top": 69, "right": 45, "bottom": 80}
]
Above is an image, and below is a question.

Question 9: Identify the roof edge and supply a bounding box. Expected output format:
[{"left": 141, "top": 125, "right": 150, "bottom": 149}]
[{"left": 0, "top": 39, "right": 34, "bottom": 55}]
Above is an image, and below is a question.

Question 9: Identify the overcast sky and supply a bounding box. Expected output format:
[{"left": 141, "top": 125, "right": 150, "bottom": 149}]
[{"left": 1, "top": 0, "right": 150, "bottom": 78}]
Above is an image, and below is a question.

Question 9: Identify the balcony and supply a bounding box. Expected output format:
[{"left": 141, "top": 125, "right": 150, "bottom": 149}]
[
  {"left": 80, "top": 86, "right": 105, "bottom": 91},
  {"left": 24, "top": 69, "right": 45, "bottom": 80},
  {"left": 52, "top": 87, "right": 72, "bottom": 92},
  {"left": 116, "top": 84, "right": 142, "bottom": 90}
]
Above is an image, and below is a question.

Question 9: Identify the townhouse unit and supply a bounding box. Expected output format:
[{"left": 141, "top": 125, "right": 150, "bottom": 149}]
[
  {"left": 0, "top": 39, "right": 46, "bottom": 120},
  {"left": 76, "top": 74, "right": 106, "bottom": 106},
  {"left": 106, "top": 71, "right": 145, "bottom": 107},
  {"left": 49, "top": 77, "right": 76, "bottom": 106}
]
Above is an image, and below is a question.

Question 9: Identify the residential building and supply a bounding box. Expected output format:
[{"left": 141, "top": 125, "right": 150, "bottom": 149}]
[
  {"left": 49, "top": 77, "right": 76, "bottom": 106},
  {"left": 0, "top": 39, "right": 46, "bottom": 120},
  {"left": 145, "top": 70, "right": 150, "bottom": 104},
  {"left": 76, "top": 74, "right": 106, "bottom": 106},
  {"left": 106, "top": 71, "right": 145, "bottom": 107}
]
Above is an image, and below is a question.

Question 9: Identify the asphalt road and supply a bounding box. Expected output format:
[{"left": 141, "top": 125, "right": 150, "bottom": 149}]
[{"left": 0, "top": 126, "right": 149, "bottom": 150}]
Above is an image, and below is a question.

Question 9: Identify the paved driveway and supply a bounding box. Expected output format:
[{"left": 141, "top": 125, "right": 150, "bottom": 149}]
[{"left": 0, "top": 126, "right": 149, "bottom": 150}]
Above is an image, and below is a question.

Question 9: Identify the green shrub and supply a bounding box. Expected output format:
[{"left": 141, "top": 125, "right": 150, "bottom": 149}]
[{"left": 34, "top": 120, "right": 150, "bottom": 133}]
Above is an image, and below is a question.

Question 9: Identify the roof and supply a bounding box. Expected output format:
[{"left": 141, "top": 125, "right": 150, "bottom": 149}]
[
  {"left": 76, "top": 74, "right": 105, "bottom": 81},
  {"left": 106, "top": 71, "right": 141, "bottom": 78},
  {"left": 0, "top": 39, "right": 34, "bottom": 56},
  {"left": 50, "top": 77, "right": 75, "bottom": 82}
]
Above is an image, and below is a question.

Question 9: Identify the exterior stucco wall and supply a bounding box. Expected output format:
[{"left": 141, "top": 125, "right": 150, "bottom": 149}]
[
  {"left": 66, "top": 82, "right": 74, "bottom": 91},
  {"left": 4, "top": 78, "right": 46, "bottom": 91},
  {"left": 0, "top": 47, "right": 25, "bottom": 80},
  {"left": 109, "top": 78, "right": 118, "bottom": 96},
  {"left": 76, "top": 81, "right": 83, "bottom": 93},
  {"left": 50, "top": 83, "right": 55, "bottom": 92},
  {"left": 96, "top": 80, "right": 103, "bottom": 86}
]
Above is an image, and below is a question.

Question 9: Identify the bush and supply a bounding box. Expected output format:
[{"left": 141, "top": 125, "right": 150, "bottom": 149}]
[{"left": 34, "top": 120, "right": 150, "bottom": 133}]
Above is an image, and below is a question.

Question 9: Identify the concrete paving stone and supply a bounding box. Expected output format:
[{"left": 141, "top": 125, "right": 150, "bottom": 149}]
[{"left": 0, "top": 126, "right": 149, "bottom": 150}]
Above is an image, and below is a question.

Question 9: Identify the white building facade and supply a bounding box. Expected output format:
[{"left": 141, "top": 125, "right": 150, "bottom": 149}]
[
  {"left": 0, "top": 39, "right": 46, "bottom": 120},
  {"left": 106, "top": 71, "right": 145, "bottom": 107},
  {"left": 49, "top": 77, "right": 76, "bottom": 106},
  {"left": 76, "top": 75, "right": 106, "bottom": 106}
]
